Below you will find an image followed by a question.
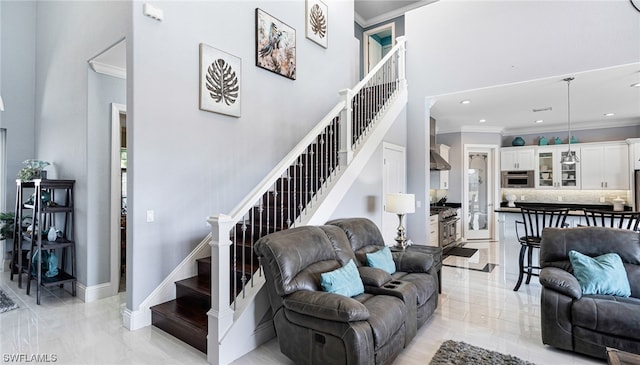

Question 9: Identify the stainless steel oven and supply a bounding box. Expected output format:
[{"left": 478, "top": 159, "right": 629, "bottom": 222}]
[
  {"left": 432, "top": 206, "right": 460, "bottom": 249},
  {"left": 501, "top": 170, "right": 534, "bottom": 188}
]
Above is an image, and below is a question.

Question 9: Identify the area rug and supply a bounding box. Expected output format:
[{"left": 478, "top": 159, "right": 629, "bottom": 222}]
[
  {"left": 445, "top": 247, "right": 478, "bottom": 258},
  {"left": 0, "top": 288, "right": 18, "bottom": 313},
  {"left": 430, "top": 340, "right": 536, "bottom": 365}
]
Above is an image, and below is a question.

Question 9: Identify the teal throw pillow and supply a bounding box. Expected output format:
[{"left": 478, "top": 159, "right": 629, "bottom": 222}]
[
  {"left": 569, "top": 250, "right": 631, "bottom": 297},
  {"left": 320, "top": 259, "right": 364, "bottom": 298},
  {"left": 366, "top": 246, "right": 396, "bottom": 274}
]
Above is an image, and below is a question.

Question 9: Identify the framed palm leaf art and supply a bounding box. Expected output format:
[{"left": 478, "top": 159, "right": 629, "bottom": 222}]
[
  {"left": 256, "top": 8, "right": 296, "bottom": 80},
  {"left": 306, "top": 0, "right": 328, "bottom": 48},
  {"left": 199, "top": 43, "right": 241, "bottom": 117}
]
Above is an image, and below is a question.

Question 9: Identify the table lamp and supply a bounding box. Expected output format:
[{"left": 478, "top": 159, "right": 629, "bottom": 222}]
[{"left": 386, "top": 193, "right": 415, "bottom": 249}]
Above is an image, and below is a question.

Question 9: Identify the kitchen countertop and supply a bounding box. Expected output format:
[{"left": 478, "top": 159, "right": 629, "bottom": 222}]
[{"left": 495, "top": 202, "right": 633, "bottom": 216}]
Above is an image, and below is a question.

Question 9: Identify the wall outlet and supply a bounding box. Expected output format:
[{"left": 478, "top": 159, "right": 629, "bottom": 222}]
[
  {"left": 520, "top": 195, "right": 525, "bottom": 201},
  {"left": 557, "top": 196, "right": 563, "bottom": 202},
  {"left": 599, "top": 196, "right": 605, "bottom": 203},
  {"left": 146, "top": 210, "right": 155, "bottom": 222}
]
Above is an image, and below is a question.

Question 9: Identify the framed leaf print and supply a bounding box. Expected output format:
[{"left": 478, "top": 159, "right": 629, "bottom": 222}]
[
  {"left": 256, "top": 8, "right": 296, "bottom": 80},
  {"left": 306, "top": 0, "right": 328, "bottom": 48},
  {"left": 199, "top": 43, "right": 241, "bottom": 117}
]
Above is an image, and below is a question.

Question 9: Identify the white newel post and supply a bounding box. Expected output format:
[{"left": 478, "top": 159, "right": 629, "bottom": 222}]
[
  {"left": 396, "top": 36, "right": 407, "bottom": 90},
  {"left": 207, "top": 214, "right": 235, "bottom": 365},
  {"left": 338, "top": 88, "right": 353, "bottom": 166}
]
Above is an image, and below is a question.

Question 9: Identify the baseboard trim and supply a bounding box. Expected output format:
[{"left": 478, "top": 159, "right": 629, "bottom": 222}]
[
  {"left": 76, "top": 282, "right": 114, "bottom": 303},
  {"left": 123, "top": 307, "right": 151, "bottom": 331}
]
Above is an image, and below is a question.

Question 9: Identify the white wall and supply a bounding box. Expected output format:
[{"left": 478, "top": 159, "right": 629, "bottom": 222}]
[
  {"left": 128, "top": 0, "right": 354, "bottom": 309},
  {"left": 405, "top": 0, "right": 640, "bottom": 243}
]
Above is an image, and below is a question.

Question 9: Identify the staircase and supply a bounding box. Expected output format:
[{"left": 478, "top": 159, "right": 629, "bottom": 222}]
[{"left": 149, "top": 37, "right": 408, "bottom": 362}]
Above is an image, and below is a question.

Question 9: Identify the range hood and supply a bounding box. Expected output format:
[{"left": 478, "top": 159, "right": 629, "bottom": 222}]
[{"left": 430, "top": 117, "right": 451, "bottom": 171}]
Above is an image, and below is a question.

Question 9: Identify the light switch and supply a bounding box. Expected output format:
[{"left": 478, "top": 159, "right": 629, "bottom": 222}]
[
  {"left": 146, "top": 210, "right": 155, "bottom": 222},
  {"left": 143, "top": 3, "right": 164, "bottom": 21}
]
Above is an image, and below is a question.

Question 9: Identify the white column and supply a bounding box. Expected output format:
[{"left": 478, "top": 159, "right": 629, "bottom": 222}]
[
  {"left": 396, "top": 36, "right": 407, "bottom": 90},
  {"left": 207, "top": 214, "right": 235, "bottom": 365},
  {"left": 338, "top": 88, "right": 353, "bottom": 166}
]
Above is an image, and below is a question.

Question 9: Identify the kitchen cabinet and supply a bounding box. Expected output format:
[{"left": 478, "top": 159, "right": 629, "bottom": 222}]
[
  {"left": 500, "top": 147, "right": 535, "bottom": 171},
  {"left": 535, "top": 147, "right": 581, "bottom": 189},
  {"left": 430, "top": 144, "right": 450, "bottom": 189},
  {"left": 429, "top": 215, "right": 439, "bottom": 246},
  {"left": 630, "top": 139, "right": 640, "bottom": 170},
  {"left": 580, "top": 143, "right": 629, "bottom": 190}
]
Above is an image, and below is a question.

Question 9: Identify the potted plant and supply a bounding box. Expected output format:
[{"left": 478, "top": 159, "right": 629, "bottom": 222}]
[{"left": 17, "top": 159, "right": 50, "bottom": 180}]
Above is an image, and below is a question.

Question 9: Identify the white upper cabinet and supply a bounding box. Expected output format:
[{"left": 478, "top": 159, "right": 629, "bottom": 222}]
[
  {"left": 535, "top": 146, "right": 580, "bottom": 189},
  {"left": 500, "top": 147, "right": 535, "bottom": 171},
  {"left": 580, "top": 142, "right": 629, "bottom": 190}
]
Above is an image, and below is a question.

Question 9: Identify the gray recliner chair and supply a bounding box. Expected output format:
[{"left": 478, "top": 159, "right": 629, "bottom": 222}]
[
  {"left": 539, "top": 227, "right": 640, "bottom": 359},
  {"left": 327, "top": 217, "right": 439, "bottom": 328},
  {"left": 254, "top": 225, "right": 410, "bottom": 365}
]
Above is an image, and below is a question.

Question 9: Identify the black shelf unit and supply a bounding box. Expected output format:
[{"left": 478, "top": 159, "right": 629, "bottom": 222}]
[{"left": 10, "top": 179, "right": 77, "bottom": 304}]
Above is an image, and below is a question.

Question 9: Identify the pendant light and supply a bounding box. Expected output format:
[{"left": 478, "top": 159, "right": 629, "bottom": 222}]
[{"left": 560, "top": 77, "right": 579, "bottom": 164}]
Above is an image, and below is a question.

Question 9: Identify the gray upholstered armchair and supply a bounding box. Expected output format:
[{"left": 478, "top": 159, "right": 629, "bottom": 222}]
[
  {"left": 327, "top": 217, "right": 439, "bottom": 328},
  {"left": 539, "top": 227, "right": 640, "bottom": 359},
  {"left": 254, "top": 225, "right": 410, "bottom": 365}
]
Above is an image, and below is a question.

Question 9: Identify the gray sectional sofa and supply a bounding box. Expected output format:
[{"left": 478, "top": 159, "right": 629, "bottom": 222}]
[
  {"left": 539, "top": 226, "right": 640, "bottom": 359},
  {"left": 254, "top": 218, "right": 439, "bottom": 365}
]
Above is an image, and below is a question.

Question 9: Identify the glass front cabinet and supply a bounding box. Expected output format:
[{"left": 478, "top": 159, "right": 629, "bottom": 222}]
[{"left": 536, "top": 146, "right": 581, "bottom": 189}]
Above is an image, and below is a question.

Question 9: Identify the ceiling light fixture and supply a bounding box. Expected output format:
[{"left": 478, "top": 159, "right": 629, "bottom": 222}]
[
  {"left": 535, "top": 119, "right": 544, "bottom": 124},
  {"left": 604, "top": 113, "right": 615, "bottom": 117},
  {"left": 631, "top": 82, "right": 640, "bottom": 88},
  {"left": 479, "top": 119, "right": 486, "bottom": 123},
  {"left": 560, "top": 77, "right": 579, "bottom": 165},
  {"left": 460, "top": 100, "right": 471, "bottom": 105}
]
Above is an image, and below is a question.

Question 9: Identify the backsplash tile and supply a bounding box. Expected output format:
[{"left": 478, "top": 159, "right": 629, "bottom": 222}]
[{"left": 501, "top": 189, "right": 632, "bottom": 207}]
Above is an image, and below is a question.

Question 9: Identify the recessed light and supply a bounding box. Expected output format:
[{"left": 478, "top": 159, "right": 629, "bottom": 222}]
[
  {"left": 631, "top": 82, "right": 640, "bottom": 88},
  {"left": 535, "top": 120, "right": 544, "bottom": 124},
  {"left": 479, "top": 119, "right": 486, "bottom": 123},
  {"left": 460, "top": 100, "right": 471, "bottom": 105},
  {"left": 604, "top": 113, "right": 615, "bottom": 117}
]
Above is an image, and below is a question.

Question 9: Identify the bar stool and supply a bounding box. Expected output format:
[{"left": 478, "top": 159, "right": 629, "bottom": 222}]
[
  {"left": 513, "top": 205, "right": 569, "bottom": 291},
  {"left": 582, "top": 209, "right": 640, "bottom": 231}
]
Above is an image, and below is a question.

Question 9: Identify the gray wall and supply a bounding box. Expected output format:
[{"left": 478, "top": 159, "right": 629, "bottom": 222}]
[
  {"left": 330, "top": 106, "right": 407, "bottom": 226},
  {"left": 31, "top": 2, "right": 128, "bottom": 286},
  {"left": 128, "top": 1, "right": 354, "bottom": 309},
  {"left": 87, "top": 71, "right": 126, "bottom": 285},
  {"left": 0, "top": 1, "right": 37, "bottom": 213}
]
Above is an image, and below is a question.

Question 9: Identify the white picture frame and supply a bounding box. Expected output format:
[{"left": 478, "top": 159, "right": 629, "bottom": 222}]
[
  {"left": 305, "top": 0, "right": 328, "bottom": 48},
  {"left": 199, "top": 43, "right": 241, "bottom": 117}
]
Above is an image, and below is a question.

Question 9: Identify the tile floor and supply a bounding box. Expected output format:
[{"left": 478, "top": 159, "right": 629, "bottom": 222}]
[{"left": 0, "top": 239, "right": 605, "bottom": 364}]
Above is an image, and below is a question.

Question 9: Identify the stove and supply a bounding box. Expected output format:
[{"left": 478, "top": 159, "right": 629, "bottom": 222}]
[{"left": 430, "top": 206, "right": 460, "bottom": 249}]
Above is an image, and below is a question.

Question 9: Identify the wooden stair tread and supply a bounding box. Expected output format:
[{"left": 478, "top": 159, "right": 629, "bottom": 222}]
[
  {"left": 151, "top": 298, "right": 208, "bottom": 332},
  {"left": 175, "top": 276, "right": 211, "bottom": 296}
]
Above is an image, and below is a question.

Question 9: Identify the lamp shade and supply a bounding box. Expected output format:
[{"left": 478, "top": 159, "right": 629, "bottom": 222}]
[{"left": 386, "top": 193, "right": 415, "bottom": 214}]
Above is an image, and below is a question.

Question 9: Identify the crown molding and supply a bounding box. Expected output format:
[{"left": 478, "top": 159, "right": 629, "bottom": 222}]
[
  {"left": 89, "top": 60, "right": 126, "bottom": 79},
  {"left": 357, "top": 0, "right": 437, "bottom": 29}
]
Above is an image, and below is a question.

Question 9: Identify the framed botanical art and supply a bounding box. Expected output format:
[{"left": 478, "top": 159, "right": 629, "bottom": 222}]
[
  {"left": 255, "top": 8, "right": 296, "bottom": 80},
  {"left": 305, "top": 0, "right": 328, "bottom": 48},
  {"left": 199, "top": 43, "right": 241, "bottom": 117}
]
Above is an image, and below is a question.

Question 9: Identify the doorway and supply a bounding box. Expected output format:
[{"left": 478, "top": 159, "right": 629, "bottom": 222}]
[
  {"left": 363, "top": 23, "right": 395, "bottom": 74},
  {"left": 110, "top": 103, "right": 127, "bottom": 293},
  {"left": 463, "top": 145, "right": 499, "bottom": 240},
  {"left": 382, "top": 142, "right": 406, "bottom": 245}
]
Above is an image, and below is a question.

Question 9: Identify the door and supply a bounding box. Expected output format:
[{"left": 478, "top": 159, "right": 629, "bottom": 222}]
[
  {"left": 464, "top": 145, "right": 498, "bottom": 240},
  {"left": 382, "top": 143, "right": 406, "bottom": 245},
  {"left": 362, "top": 23, "right": 395, "bottom": 74},
  {"left": 110, "top": 103, "right": 127, "bottom": 294}
]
